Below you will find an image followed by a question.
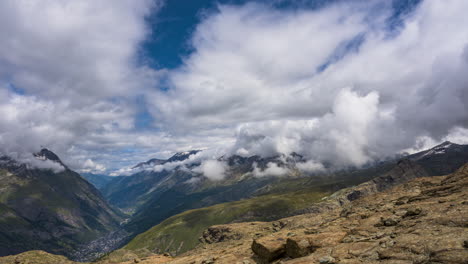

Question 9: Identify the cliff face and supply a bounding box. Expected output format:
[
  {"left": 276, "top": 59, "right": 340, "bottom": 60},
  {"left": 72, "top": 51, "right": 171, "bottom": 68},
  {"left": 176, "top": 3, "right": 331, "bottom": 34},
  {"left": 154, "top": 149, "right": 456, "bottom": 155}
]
[{"left": 0, "top": 150, "right": 122, "bottom": 260}]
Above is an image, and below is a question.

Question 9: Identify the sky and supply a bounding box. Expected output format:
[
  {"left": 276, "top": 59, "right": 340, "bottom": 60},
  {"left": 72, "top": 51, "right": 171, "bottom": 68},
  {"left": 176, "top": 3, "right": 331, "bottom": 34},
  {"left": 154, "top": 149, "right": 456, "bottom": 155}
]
[{"left": 0, "top": 0, "right": 468, "bottom": 175}]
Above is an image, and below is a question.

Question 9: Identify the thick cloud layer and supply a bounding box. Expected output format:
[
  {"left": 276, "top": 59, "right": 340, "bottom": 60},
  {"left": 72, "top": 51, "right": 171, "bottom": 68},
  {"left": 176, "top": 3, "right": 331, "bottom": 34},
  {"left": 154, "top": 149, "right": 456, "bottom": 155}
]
[
  {"left": 0, "top": 0, "right": 157, "bottom": 101},
  {"left": 0, "top": 0, "right": 160, "bottom": 171},
  {"left": 150, "top": 0, "right": 468, "bottom": 170},
  {"left": 1, "top": 0, "right": 468, "bottom": 175}
]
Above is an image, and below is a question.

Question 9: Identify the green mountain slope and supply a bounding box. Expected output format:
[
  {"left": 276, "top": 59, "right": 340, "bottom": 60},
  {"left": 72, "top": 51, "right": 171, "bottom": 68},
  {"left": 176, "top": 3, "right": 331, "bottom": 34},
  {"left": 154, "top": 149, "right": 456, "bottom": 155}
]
[
  {"left": 0, "top": 149, "right": 122, "bottom": 259},
  {"left": 117, "top": 189, "right": 328, "bottom": 257}
]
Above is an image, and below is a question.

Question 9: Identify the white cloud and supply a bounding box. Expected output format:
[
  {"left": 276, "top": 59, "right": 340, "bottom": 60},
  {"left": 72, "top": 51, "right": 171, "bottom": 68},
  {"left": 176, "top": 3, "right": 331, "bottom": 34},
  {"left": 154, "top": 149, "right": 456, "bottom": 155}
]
[
  {"left": 109, "top": 149, "right": 207, "bottom": 176},
  {"left": 150, "top": 2, "right": 369, "bottom": 130},
  {"left": 81, "top": 159, "right": 106, "bottom": 173},
  {"left": 445, "top": 127, "right": 468, "bottom": 145},
  {"left": 253, "top": 162, "right": 289, "bottom": 177},
  {"left": 27, "top": 155, "right": 66, "bottom": 173},
  {"left": 193, "top": 159, "right": 227, "bottom": 181},
  {"left": 0, "top": 0, "right": 164, "bottom": 171},
  {"left": 147, "top": 0, "right": 468, "bottom": 168},
  {"left": 0, "top": 151, "right": 66, "bottom": 172},
  {"left": 0, "top": 89, "right": 136, "bottom": 169},
  {"left": 2, "top": 0, "right": 468, "bottom": 173},
  {"left": 224, "top": 88, "right": 389, "bottom": 167},
  {"left": 296, "top": 160, "right": 325, "bottom": 173},
  {"left": 0, "top": 0, "right": 158, "bottom": 101}
]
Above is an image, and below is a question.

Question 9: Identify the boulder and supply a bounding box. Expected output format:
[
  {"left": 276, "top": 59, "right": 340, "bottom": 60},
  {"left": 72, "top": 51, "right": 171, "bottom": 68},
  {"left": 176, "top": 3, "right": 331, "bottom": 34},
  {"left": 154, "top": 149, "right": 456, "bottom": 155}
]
[
  {"left": 251, "top": 237, "right": 286, "bottom": 262},
  {"left": 403, "top": 207, "right": 422, "bottom": 217},
  {"left": 286, "top": 237, "right": 315, "bottom": 258}
]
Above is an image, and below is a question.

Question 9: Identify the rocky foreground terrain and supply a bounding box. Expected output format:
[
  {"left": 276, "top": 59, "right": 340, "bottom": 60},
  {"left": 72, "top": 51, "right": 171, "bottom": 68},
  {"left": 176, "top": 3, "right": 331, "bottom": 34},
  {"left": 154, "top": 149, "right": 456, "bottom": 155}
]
[{"left": 2, "top": 160, "right": 467, "bottom": 264}]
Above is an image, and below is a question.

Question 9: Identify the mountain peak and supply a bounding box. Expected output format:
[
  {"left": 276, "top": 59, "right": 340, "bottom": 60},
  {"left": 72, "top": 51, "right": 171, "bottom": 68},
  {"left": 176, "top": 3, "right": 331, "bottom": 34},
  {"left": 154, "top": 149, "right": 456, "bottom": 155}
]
[
  {"left": 131, "top": 150, "right": 201, "bottom": 169},
  {"left": 428, "top": 140, "right": 460, "bottom": 155},
  {"left": 410, "top": 141, "right": 462, "bottom": 160},
  {"left": 33, "top": 148, "right": 66, "bottom": 167},
  {"left": 166, "top": 150, "right": 201, "bottom": 163},
  {"left": 433, "top": 141, "right": 455, "bottom": 149},
  {"left": 132, "top": 158, "right": 166, "bottom": 169}
]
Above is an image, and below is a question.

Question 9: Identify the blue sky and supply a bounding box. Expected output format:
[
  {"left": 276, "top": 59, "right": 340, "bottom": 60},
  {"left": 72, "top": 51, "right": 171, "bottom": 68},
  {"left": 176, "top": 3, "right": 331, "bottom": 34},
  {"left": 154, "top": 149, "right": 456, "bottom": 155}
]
[{"left": 1, "top": 0, "right": 468, "bottom": 175}]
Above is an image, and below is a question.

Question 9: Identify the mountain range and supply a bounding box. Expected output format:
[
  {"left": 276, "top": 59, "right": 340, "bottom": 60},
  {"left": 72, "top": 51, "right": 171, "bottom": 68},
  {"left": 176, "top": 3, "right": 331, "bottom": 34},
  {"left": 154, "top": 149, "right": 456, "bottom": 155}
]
[
  {"left": 0, "top": 141, "right": 467, "bottom": 262},
  {"left": 95, "top": 141, "right": 468, "bottom": 256},
  {"left": 0, "top": 141, "right": 467, "bottom": 263}
]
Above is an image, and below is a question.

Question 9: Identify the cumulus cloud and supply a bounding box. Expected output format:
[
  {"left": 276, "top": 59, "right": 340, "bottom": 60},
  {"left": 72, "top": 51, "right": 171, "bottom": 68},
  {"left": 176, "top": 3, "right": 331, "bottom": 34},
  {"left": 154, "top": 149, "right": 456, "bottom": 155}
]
[
  {"left": 2, "top": 0, "right": 468, "bottom": 174},
  {"left": 229, "top": 88, "right": 388, "bottom": 167},
  {"left": 253, "top": 162, "right": 290, "bottom": 177},
  {"left": 0, "top": 0, "right": 158, "bottom": 102},
  {"left": 0, "top": 0, "right": 164, "bottom": 171},
  {"left": 193, "top": 159, "right": 227, "bottom": 181},
  {"left": 81, "top": 159, "right": 106, "bottom": 173},
  {"left": 0, "top": 88, "right": 136, "bottom": 170},
  {"left": 296, "top": 160, "right": 325, "bottom": 173},
  {"left": 27, "top": 157, "right": 66, "bottom": 173},
  {"left": 148, "top": 0, "right": 468, "bottom": 168}
]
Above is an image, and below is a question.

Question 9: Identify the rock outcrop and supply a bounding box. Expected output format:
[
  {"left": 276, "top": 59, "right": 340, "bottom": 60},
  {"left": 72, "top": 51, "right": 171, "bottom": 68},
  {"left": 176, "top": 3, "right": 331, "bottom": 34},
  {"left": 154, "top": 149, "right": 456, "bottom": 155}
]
[{"left": 199, "top": 226, "right": 243, "bottom": 244}]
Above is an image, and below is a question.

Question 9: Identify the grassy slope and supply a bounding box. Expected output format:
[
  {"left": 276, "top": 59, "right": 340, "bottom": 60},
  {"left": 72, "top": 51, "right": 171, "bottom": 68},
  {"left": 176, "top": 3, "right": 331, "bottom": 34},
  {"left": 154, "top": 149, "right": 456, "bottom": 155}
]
[{"left": 123, "top": 189, "right": 328, "bottom": 256}]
